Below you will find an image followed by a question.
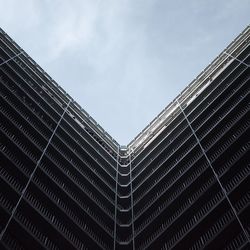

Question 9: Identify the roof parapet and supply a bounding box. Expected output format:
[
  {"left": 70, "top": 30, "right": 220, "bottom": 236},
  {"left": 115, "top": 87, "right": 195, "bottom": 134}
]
[
  {"left": 128, "top": 25, "right": 250, "bottom": 154},
  {"left": 1, "top": 25, "right": 249, "bottom": 157},
  {"left": 0, "top": 27, "right": 120, "bottom": 153}
]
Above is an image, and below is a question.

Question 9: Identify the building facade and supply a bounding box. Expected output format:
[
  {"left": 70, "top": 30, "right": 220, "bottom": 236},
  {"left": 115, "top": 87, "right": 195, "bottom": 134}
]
[{"left": 0, "top": 26, "right": 249, "bottom": 249}]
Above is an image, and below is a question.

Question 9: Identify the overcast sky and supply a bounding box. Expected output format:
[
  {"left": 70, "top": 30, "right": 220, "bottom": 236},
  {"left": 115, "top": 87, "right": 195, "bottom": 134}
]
[{"left": 0, "top": 0, "right": 249, "bottom": 145}]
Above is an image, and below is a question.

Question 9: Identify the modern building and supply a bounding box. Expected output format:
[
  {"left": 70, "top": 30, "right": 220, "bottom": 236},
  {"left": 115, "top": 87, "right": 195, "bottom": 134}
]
[{"left": 0, "top": 26, "right": 249, "bottom": 250}]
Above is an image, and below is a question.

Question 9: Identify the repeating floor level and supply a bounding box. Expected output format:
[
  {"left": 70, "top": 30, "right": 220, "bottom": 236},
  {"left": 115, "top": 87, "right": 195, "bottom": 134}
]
[{"left": 0, "top": 26, "right": 249, "bottom": 249}]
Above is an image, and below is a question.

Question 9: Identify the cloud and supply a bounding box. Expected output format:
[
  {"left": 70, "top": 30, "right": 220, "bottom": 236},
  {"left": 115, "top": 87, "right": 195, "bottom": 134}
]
[
  {"left": 0, "top": 0, "right": 41, "bottom": 32},
  {"left": 0, "top": 0, "right": 249, "bottom": 144}
]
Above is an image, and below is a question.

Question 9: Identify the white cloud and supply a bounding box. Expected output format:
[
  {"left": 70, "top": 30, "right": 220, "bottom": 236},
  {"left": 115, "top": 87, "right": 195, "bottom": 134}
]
[
  {"left": 0, "top": 0, "right": 41, "bottom": 32},
  {"left": 0, "top": 0, "right": 249, "bottom": 144}
]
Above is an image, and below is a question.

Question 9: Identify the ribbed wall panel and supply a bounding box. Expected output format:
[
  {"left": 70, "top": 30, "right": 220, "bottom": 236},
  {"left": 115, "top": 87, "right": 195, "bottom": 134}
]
[{"left": 0, "top": 27, "right": 249, "bottom": 249}]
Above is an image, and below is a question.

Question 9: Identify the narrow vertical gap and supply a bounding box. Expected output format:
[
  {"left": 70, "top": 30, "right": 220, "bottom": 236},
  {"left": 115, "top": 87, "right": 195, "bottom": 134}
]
[
  {"left": 177, "top": 99, "right": 250, "bottom": 243},
  {"left": 113, "top": 147, "right": 119, "bottom": 250},
  {"left": 0, "top": 98, "right": 71, "bottom": 240},
  {"left": 129, "top": 148, "right": 135, "bottom": 250}
]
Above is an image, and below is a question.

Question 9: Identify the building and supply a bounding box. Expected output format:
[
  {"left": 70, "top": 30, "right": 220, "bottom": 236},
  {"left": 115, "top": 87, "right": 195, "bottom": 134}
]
[{"left": 0, "top": 26, "right": 249, "bottom": 250}]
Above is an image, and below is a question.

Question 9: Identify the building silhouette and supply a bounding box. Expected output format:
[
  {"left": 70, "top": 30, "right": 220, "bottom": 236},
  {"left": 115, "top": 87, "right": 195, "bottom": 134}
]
[{"left": 0, "top": 26, "right": 249, "bottom": 250}]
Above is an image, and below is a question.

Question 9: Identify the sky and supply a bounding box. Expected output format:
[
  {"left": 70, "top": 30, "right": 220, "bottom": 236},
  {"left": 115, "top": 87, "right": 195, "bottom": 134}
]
[{"left": 0, "top": 0, "right": 249, "bottom": 145}]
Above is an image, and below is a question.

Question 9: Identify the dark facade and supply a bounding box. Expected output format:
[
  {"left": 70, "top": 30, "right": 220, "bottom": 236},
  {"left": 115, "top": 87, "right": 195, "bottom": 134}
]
[{"left": 0, "top": 26, "right": 249, "bottom": 250}]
